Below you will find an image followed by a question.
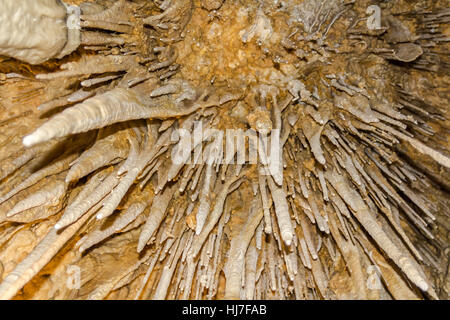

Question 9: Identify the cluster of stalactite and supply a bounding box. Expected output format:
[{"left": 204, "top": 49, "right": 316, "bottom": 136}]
[{"left": 0, "top": 0, "right": 448, "bottom": 300}]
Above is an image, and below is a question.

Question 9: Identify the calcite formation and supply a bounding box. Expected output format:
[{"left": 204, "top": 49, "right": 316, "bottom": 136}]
[{"left": 0, "top": 0, "right": 448, "bottom": 300}]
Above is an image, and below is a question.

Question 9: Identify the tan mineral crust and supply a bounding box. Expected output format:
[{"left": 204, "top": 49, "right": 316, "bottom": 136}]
[{"left": 0, "top": 0, "right": 448, "bottom": 300}]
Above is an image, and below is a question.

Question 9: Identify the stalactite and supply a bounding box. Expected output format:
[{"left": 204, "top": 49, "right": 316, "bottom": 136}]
[{"left": 0, "top": 0, "right": 447, "bottom": 301}]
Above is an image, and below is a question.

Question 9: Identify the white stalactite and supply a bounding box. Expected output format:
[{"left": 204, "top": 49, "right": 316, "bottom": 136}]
[{"left": 0, "top": 0, "right": 80, "bottom": 65}]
